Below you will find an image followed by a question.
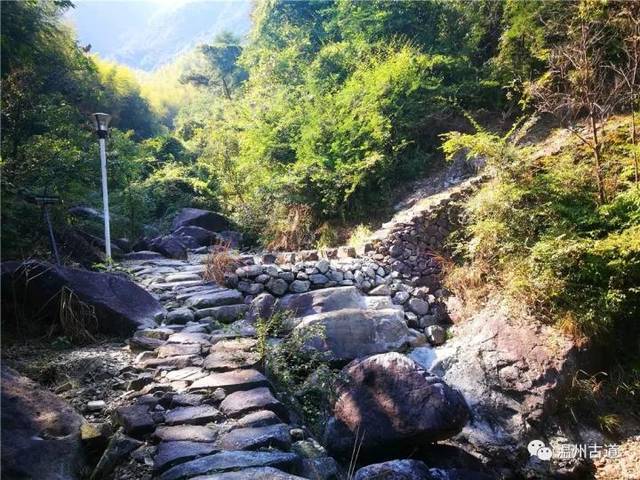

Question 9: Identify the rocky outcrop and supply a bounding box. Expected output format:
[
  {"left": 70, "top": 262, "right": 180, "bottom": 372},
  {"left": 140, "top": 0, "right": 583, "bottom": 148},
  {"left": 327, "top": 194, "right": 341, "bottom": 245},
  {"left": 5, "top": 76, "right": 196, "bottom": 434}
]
[
  {"left": 1, "top": 366, "right": 88, "bottom": 480},
  {"left": 325, "top": 353, "right": 469, "bottom": 458},
  {"left": 413, "top": 302, "right": 578, "bottom": 470},
  {"left": 1, "top": 261, "right": 164, "bottom": 337}
]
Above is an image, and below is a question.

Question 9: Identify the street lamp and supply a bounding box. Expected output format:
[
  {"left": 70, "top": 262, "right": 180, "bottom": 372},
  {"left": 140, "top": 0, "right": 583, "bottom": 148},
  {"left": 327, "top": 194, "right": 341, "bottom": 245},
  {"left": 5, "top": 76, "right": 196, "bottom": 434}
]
[{"left": 92, "top": 112, "right": 112, "bottom": 260}]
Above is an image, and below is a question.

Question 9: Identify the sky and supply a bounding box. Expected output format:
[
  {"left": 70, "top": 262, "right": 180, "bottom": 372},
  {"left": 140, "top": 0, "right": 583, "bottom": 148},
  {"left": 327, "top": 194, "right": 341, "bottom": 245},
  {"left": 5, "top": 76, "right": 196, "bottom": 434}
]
[{"left": 64, "top": 0, "right": 252, "bottom": 71}]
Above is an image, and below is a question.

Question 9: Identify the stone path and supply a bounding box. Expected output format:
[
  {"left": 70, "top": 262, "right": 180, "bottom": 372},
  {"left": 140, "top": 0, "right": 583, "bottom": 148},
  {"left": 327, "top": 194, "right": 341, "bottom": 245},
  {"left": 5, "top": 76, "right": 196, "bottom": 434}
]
[{"left": 116, "top": 256, "right": 339, "bottom": 480}]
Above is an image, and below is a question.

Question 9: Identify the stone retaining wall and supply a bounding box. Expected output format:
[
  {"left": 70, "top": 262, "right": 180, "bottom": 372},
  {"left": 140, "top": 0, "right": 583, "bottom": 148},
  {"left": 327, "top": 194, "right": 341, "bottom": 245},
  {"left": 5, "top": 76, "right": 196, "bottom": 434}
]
[
  {"left": 218, "top": 176, "right": 483, "bottom": 339},
  {"left": 227, "top": 175, "right": 482, "bottom": 291}
]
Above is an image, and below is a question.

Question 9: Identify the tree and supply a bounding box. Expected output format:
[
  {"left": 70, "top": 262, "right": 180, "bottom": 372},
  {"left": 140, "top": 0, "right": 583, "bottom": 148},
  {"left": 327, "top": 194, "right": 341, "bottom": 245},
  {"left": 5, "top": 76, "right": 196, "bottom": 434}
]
[
  {"left": 612, "top": 4, "right": 640, "bottom": 185},
  {"left": 531, "top": 16, "right": 619, "bottom": 204},
  {"left": 181, "top": 32, "right": 246, "bottom": 100}
]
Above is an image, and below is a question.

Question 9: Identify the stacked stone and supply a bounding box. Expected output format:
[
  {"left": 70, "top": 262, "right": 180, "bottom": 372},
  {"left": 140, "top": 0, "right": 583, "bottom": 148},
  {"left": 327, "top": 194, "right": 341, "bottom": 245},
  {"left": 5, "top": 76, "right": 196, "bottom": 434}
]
[
  {"left": 364, "top": 178, "right": 481, "bottom": 283},
  {"left": 215, "top": 255, "right": 449, "bottom": 346},
  {"left": 224, "top": 257, "right": 393, "bottom": 297}
]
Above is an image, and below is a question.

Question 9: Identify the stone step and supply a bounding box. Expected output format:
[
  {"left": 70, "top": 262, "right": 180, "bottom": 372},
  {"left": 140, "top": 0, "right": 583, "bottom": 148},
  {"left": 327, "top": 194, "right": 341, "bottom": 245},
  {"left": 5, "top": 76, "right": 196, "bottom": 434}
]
[
  {"left": 219, "top": 387, "right": 288, "bottom": 420},
  {"left": 154, "top": 441, "right": 219, "bottom": 473},
  {"left": 185, "top": 290, "right": 244, "bottom": 309},
  {"left": 188, "top": 370, "right": 268, "bottom": 394},
  {"left": 164, "top": 405, "right": 222, "bottom": 426},
  {"left": 159, "top": 450, "right": 299, "bottom": 480}
]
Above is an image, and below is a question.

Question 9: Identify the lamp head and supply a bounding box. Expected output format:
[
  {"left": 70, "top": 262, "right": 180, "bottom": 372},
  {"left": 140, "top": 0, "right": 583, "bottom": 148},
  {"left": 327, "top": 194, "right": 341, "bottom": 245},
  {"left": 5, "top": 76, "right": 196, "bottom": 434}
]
[{"left": 92, "top": 113, "right": 111, "bottom": 138}]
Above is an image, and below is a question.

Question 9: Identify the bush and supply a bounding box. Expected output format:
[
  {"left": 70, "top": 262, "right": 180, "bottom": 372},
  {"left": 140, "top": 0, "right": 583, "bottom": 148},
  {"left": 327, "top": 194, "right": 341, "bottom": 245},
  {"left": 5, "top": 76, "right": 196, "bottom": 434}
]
[{"left": 443, "top": 116, "right": 640, "bottom": 351}]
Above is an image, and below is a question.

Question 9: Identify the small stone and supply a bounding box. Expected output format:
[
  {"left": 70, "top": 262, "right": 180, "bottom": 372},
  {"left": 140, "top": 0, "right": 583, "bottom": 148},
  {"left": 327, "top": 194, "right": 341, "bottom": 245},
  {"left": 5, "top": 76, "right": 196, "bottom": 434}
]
[
  {"left": 86, "top": 400, "right": 106, "bottom": 412},
  {"left": 218, "top": 423, "right": 291, "bottom": 451},
  {"left": 309, "top": 274, "right": 329, "bottom": 285},
  {"left": 115, "top": 404, "right": 156, "bottom": 437},
  {"left": 127, "top": 374, "right": 154, "bottom": 391},
  {"left": 189, "top": 370, "right": 268, "bottom": 394},
  {"left": 234, "top": 410, "right": 281, "bottom": 430},
  {"left": 166, "top": 308, "right": 194, "bottom": 325},
  {"left": 237, "top": 281, "right": 264, "bottom": 295},
  {"left": 419, "top": 314, "right": 438, "bottom": 329},
  {"left": 154, "top": 441, "right": 218, "bottom": 473},
  {"left": 290, "top": 428, "right": 305, "bottom": 441},
  {"left": 408, "top": 297, "right": 430, "bottom": 315},
  {"left": 91, "top": 432, "right": 143, "bottom": 480},
  {"left": 266, "top": 278, "right": 288, "bottom": 296},
  {"left": 315, "top": 260, "right": 330, "bottom": 274},
  {"left": 404, "top": 312, "right": 419, "bottom": 329},
  {"left": 289, "top": 280, "right": 310, "bottom": 293},
  {"left": 219, "top": 387, "right": 288, "bottom": 420},
  {"left": 153, "top": 425, "right": 218, "bottom": 443},
  {"left": 369, "top": 285, "right": 391, "bottom": 296},
  {"left": 165, "top": 405, "right": 222, "bottom": 426},
  {"left": 426, "top": 325, "right": 446, "bottom": 346}
]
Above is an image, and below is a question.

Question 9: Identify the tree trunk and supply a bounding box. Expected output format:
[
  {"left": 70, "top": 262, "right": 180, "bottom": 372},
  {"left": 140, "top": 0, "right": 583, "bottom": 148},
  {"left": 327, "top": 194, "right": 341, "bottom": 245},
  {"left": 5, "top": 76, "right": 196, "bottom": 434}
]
[
  {"left": 632, "top": 104, "right": 639, "bottom": 185},
  {"left": 589, "top": 113, "right": 607, "bottom": 204},
  {"left": 221, "top": 77, "right": 232, "bottom": 101}
]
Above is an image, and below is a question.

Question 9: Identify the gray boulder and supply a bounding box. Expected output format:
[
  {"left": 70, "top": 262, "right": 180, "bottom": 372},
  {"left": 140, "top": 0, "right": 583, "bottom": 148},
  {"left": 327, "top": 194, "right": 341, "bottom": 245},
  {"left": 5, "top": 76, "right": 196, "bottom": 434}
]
[
  {"left": 247, "top": 293, "right": 276, "bottom": 323},
  {"left": 172, "top": 208, "right": 232, "bottom": 232},
  {"left": 354, "top": 460, "right": 431, "bottom": 480},
  {"left": 149, "top": 234, "right": 188, "bottom": 260},
  {"left": 276, "top": 286, "right": 396, "bottom": 318},
  {"left": 172, "top": 225, "right": 219, "bottom": 248},
  {"left": 1, "top": 366, "right": 87, "bottom": 480},
  {"left": 292, "top": 308, "right": 410, "bottom": 362},
  {"left": 325, "top": 353, "right": 469, "bottom": 457},
  {"left": 1, "top": 261, "right": 163, "bottom": 337}
]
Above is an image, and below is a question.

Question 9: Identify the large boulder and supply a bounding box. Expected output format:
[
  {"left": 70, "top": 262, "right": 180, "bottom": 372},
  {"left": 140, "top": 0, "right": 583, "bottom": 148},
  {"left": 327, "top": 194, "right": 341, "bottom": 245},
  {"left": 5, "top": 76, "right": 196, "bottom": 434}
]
[
  {"left": 149, "top": 235, "right": 188, "bottom": 260},
  {"left": 172, "top": 208, "right": 232, "bottom": 233},
  {"left": 293, "top": 308, "right": 411, "bottom": 363},
  {"left": 354, "top": 459, "right": 431, "bottom": 480},
  {"left": 276, "top": 286, "right": 397, "bottom": 318},
  {"left": 1, "top": 366, "right": 87, "bottom": 479},
  {"left": 1, "top": 261, "right": 163, "bottom": 337},
  {"left": 354, "top": 460, "right": 492, "bottom": 480},
  {"left": 325, "top": 353, "right": 469, "bottom": 457},
  {"left": 417, "top": 303, "right": 578, "bottom": 471},
  {"left": 173, "top": 226, "right": 220, "bottom": 248}
]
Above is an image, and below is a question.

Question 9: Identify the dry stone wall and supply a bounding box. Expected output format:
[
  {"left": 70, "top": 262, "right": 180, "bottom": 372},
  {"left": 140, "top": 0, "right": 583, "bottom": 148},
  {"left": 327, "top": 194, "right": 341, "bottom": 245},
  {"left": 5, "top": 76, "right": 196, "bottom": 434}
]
[{"left": 217, "top": 176, "right": 483, "bottom": 340}]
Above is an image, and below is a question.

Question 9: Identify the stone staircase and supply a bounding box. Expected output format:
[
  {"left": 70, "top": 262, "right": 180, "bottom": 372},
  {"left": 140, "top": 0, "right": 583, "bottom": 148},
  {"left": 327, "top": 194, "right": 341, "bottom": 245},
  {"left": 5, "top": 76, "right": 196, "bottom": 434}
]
[{"left": 114, "top": 255, "right": 340, "bottom": 480}]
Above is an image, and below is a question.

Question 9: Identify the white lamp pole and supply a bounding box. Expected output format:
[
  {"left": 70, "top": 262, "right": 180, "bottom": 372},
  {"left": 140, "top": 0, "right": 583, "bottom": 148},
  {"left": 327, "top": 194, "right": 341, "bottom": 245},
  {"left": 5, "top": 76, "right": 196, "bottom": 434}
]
[{"left": 92, "top": 113, "right": 112, "bottom": 260}]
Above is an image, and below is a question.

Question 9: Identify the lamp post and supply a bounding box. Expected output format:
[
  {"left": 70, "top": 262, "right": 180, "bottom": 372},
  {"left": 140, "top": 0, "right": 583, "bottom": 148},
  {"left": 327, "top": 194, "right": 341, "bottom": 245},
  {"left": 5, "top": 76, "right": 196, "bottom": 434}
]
[{"left": 92, "top": 113, "right": 112, "bottom": 260}]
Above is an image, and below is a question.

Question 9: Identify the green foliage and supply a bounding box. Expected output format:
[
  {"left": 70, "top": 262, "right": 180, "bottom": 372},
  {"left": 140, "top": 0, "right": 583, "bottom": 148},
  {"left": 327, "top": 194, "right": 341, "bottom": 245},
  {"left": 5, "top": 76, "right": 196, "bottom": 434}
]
[
  {"left": 443, "top": 116, "right": 640, "bottom": 353},
  {"left": 263, "top": 318, "right": 338, "bottom": 433}
]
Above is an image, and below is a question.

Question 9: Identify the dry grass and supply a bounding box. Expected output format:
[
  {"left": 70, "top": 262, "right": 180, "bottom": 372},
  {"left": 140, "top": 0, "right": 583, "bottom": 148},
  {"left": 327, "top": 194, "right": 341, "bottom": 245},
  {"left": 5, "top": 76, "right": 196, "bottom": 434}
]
[
  {"left": 55, "top": 286, "right": 98, "bottom": 344},
  {"left": 203, "top": 242, "right": 240, "bottom": 284},
  {"left": 266, "top": 204, "right": 315, "bottom": 251},
  {"left": 441, "top": 256, "right": 494, "bottom": 321}
]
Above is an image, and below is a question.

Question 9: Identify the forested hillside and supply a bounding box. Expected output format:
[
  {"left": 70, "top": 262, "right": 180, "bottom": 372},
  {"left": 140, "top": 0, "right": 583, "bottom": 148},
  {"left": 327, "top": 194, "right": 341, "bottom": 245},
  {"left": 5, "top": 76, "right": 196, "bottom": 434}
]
[{"left": 1, "top": 1, "right": 639, "bottom": 479}]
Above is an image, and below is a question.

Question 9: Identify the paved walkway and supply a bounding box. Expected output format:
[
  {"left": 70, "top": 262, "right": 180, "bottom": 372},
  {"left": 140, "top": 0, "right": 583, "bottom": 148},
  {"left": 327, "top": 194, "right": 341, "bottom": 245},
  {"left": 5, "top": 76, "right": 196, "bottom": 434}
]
[{"left": 118, "top": 256, "right": 338, "bottom": 480}]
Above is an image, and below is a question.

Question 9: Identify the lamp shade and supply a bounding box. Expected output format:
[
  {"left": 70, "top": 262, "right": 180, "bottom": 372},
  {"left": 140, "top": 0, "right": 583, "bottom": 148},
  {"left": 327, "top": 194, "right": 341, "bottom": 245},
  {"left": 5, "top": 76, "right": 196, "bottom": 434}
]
[{"left": 92, "top": 113, "right": 111, "bottom": 132}]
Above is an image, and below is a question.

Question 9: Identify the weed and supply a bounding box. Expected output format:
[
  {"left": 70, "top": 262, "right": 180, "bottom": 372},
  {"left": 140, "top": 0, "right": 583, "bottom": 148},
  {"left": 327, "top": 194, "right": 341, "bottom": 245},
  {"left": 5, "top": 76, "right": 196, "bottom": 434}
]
[
  {"left": 259, "top": 314, "right": 339, "bottom": 435},
  {"left": 347, "top": 224, "right": 373, "bottom": 249},
  {"left": 203, "top": 241, "right": 239, "bottom": 284},
  {"left": 55, "top": 286, "right": 97, "bottom": 344}
]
